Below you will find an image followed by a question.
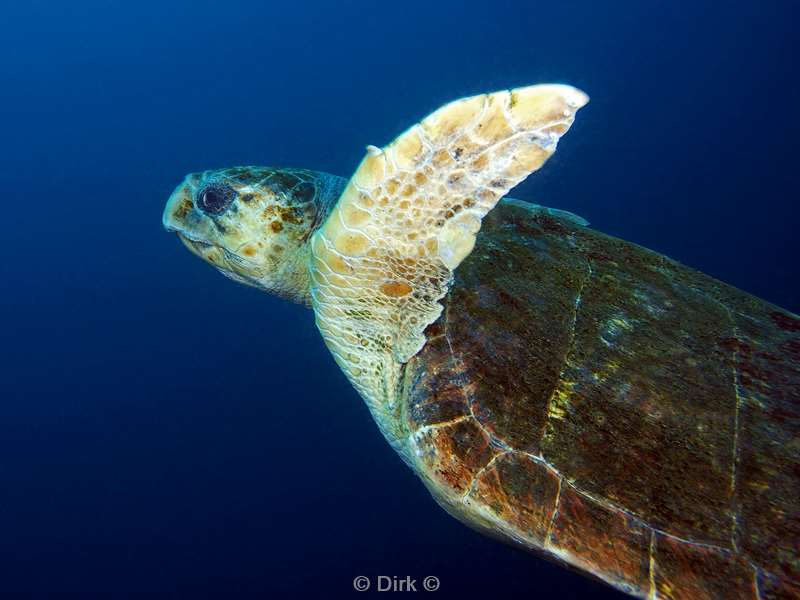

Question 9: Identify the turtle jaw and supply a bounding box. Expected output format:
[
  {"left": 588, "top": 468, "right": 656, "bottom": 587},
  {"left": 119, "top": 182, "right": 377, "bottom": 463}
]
[
  {"left": 173, "top": 229, "right": 264, "bottom": 283},
  {"left": 162, "top": 178, "right": 200, "bottom": 236},
  {"left": 163, "top": 179, "right": 226, "bottom": 263},
  {"left": 163, "top": 180, "right": 263, "bottom": 285},
  {"left": 175, "top": 231, "right": 214, "bottom": 260}
]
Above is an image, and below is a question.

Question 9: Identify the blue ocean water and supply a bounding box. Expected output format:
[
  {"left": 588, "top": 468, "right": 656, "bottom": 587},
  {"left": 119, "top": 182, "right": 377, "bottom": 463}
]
[{"left": 1, "top": 1, "right": 798, "bottom": 598}]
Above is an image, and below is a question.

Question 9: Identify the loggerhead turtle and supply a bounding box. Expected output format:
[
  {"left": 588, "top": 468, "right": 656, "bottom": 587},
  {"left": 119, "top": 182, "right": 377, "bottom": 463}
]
[{"left": 162, "top": 85, "right": 800, "bottom": 599}]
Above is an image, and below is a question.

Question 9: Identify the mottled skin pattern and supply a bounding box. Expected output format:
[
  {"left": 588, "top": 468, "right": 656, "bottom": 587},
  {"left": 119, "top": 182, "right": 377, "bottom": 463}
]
[
  {"left": 164, "top": 166, "right": 343, "bottom": 303},
  {"left": 404, "top": 200, "right": 800, "bottom": 599}
]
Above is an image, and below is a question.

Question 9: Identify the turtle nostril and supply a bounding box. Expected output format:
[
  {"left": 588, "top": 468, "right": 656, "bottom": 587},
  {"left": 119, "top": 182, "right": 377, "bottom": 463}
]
[{"left": 197, "top": 183, "right": 236, "bottom": 215}]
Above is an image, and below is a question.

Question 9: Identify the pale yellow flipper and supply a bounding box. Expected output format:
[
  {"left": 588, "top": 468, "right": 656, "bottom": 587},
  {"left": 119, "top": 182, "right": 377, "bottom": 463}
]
[{"left": 309, "top": 84, "right": 588, "bottom": 448}]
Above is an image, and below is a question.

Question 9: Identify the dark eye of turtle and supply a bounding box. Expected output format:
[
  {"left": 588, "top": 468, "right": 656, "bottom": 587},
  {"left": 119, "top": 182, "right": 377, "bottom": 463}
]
[{"left": 197, "top": 183, "right": 236, "bottom": 215}]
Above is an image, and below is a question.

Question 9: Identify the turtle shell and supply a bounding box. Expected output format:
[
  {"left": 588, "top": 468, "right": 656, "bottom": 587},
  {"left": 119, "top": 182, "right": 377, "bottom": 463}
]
[{"left": 402, "top": 200, "right": 800, "bottom": 598}]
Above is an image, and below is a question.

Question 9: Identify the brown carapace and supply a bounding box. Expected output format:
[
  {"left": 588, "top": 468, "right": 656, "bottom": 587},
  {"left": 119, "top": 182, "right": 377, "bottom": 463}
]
[{"left": 405, "top": 200, "right": 800, "bottom": 599}]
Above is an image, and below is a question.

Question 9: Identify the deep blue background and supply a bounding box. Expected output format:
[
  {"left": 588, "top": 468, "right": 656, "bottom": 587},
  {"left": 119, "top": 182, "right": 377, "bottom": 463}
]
[{"left": 1, "top": 1, "right": 798, "bottom": 598}]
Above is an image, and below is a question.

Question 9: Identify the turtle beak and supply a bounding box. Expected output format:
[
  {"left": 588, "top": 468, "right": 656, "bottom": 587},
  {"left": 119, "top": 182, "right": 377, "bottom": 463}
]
[
  {"left": 162, "top": 179, "right": 192, "bottom": 234},
  {"left": 162, "top": 177, "right": 217, "bottom": 242}
]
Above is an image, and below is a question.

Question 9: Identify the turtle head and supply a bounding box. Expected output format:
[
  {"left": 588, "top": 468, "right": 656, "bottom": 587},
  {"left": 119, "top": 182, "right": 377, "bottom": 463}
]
[{"left": 163, "top": 166, "right": 346, "bottom": 304}]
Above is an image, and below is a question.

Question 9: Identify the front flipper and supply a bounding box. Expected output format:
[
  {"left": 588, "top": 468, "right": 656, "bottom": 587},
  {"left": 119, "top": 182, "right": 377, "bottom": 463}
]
[{"left": 309, "top": 84, "right": 588, "bottom": 449}]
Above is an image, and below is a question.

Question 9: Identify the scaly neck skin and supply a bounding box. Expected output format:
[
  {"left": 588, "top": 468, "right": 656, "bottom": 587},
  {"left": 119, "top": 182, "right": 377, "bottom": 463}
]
[{"left": 261, "top": 240, "right": 315, "bottom": 306}]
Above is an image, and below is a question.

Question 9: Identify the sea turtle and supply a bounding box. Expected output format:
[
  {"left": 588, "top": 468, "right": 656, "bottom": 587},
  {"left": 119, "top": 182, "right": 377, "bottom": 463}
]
[{"left": 162, "top": 85, "right": 800, "bottom": 599}]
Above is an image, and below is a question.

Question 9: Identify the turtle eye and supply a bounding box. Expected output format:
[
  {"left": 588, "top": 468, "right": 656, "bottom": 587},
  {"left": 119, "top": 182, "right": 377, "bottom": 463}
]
[{"left": 197, "top": 183, "right": 235, "bottom": 215}]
